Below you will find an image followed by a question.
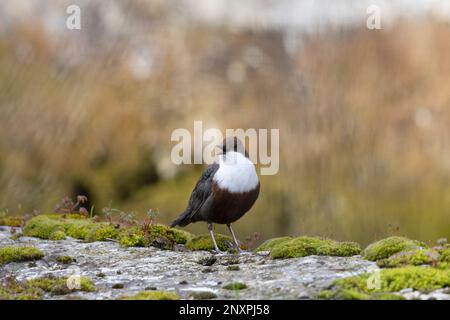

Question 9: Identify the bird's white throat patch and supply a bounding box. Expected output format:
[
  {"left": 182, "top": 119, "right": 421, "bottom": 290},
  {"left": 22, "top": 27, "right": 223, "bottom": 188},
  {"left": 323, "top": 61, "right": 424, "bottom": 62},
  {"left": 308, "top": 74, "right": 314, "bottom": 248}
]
[{"left": 213, "top": 151, "right": 259, "bottom": 193}]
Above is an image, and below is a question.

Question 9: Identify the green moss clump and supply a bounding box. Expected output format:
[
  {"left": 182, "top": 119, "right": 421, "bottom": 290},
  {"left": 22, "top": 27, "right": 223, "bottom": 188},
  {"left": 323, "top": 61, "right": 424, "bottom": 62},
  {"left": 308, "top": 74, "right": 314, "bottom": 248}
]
[
  {"left": 371, "top": 293, "right": 406, "bottom": 300},
  {"left": 148, "top": 224, "right": 192, "bottom": 244},
  {"left": 362, "top": 236, "right": 426, "bottom": 261},
  {"left": 269, "top": 236, "right": 361, "bottom": 259},
  {"left": 188, "top": 291, "right": 217, "bottom": 299},
  {"left": 49, "top": 230, "right": 66, "bottom": 240},
  {"left": 222, "top": 282, "right": 248, "bottom": 290},
  {"left": 321, "top": 289, "right": 405, "bottom": 300},
  {"left": 254, "top": 236, "right": 292, "bottom": 252},
  {"left": 0, "top": 277, "right": 42, "bottom": 300},
  {"left": 227, "top": 265, "right": 240, "bottom": 271},
  {"left": 0, "top": 215, "right": 24, "bottom": 227},
  {"left": 22, "top": 214, "right": 193, "bottom": 250},
  {"left": 27, "top": 275, "right": 95, "bottom": 295},
  {"left": 83, "top": 224, "right": 118, "bottom": 242},
  {"left": 120, "top": 291, "right": 180, "bottom": 300},
  {"left": 0, "top": 275, "right": 95, "bottom": 299},
  {"left": 376, "top": 249, "right": 437, "bottom": 268},
  {"left": 119, "top": 228, "right": 147, "bottom": 247},
  {"left": 438, "top": 247, "right": 450, "bottom": 263},
  {"left": 23, "top": 215, "right": 118, "bottom": 242},
  {"left": 55, "top": 255, "right": 74, "bottom": 264},
  {"left": 186, "top": 233, "right": 234, "bottom": 251},
  {"left": 118, "top": 225, "right": 192, "bottom": 249},
  {"left": 316, "top": 290, "right": 334, "bottom": 299},
  {"left": 326, "top": 266, "right": 450, "bottom": 299},
  {"left": 0, "top": 246, "right": 44, "bottom": 265}
]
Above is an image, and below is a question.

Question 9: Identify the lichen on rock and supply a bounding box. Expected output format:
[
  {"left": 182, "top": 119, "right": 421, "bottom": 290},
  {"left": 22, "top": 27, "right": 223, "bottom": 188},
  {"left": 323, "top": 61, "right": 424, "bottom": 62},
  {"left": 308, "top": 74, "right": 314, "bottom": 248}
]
[
  {"left": 0, "top": 246, "right": 44, "bottom": 265},
  {"left": 269, "top": 236, "right": 361, "bottom": 259},
  {"left": 362, "top": 236, "right": 426, "bottom": 261}
]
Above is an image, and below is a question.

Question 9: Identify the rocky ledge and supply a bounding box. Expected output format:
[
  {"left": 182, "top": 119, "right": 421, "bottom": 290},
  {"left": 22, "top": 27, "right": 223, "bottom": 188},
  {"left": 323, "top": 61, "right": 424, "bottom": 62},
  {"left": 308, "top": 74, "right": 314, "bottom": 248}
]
[{"left": 1, "top": 215, "right": 450, "bottom": 300}]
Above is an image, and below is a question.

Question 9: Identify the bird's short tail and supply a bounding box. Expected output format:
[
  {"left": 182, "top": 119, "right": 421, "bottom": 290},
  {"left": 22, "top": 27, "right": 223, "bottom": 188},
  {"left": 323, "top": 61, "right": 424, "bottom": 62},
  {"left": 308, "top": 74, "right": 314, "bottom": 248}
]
[{"left": 170, "top": 210, "right": 191, "bottom": 228}]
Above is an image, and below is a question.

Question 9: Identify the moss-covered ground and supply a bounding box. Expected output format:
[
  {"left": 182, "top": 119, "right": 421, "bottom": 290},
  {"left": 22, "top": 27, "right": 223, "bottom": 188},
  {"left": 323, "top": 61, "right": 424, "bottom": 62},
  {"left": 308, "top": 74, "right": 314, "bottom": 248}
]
[
  {"left": 120, "top": 290, "right": 180, "bottom": 300},
  {"left": 255, "top": 236, "right": 361, "bottom": 259},
  {"left": 0, "top": 246, "right": 44, "bottom": 265},
  {"left": 0, "top": 275, "right": 95, "bottom": 299}
]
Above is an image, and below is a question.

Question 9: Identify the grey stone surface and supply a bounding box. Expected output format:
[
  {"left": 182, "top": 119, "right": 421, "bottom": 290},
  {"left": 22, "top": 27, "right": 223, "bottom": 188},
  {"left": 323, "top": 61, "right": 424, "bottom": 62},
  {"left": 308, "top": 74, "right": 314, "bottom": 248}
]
[{"left": 1, "top": 226, "right": 449, "bottom": 300}]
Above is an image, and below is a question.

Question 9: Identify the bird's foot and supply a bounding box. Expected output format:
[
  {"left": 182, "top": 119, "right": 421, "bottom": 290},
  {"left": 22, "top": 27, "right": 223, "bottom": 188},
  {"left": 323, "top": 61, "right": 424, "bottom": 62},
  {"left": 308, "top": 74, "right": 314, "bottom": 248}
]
[
  {"left": 211, "top": 249, "right": 227, "bottom": 256},
  {"left": 225, "top": 240, "right": 250, "bottom": 255},
  {"left": 236, "top": 249, "right": 251, "bottom": 255}
]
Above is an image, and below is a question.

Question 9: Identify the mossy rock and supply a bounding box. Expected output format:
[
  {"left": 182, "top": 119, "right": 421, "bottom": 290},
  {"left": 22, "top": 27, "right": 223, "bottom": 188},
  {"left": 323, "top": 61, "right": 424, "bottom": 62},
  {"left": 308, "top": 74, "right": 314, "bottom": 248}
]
[
  {"left": 316, "top": 290, "right": 335, "bottom": 299},
  {"left": 188, "top": 291, "right": 217, "bottom": 299},
  {"left": 119, "top": 227, "right": 147, "bottom": 247},
  {"left": 363, "top": 236, "right": 427, "bottom": 261},
  {"left": 120, "top": 291, "right": 180, "bottom": 300},
  {"left": 376, "top": 249, "right": 438, "bottom": 268},
  {"left": 370, "top": 293, "right": 406, "bottom": 300},
  {"left": 269, "top": 236, "right": 361, "bottom": 259},
  {"left": 0, "top": 246, "right": 44, "bottom": 265},
  {"left": 254, "top": 236, "right": 293, "bottom": 252},
  {"left": 23, "top": 215, "right": 118, "bottom": 242},
  {"left": 222, "top": 282, "right": 248, "bottom": 290},
  {"left": 55, "top": 255, "right": 75, "bottom": 264},
  {"left": 325, "top": 266, "right": 450, "bottom": 299},
  {"left": 0, "top": 215, "right": 24, "bottom": 227},
  {"left": 27, "top": 275, "right": 96, "bottom": 295},
  {"left": 186, "top": 233, "right": 234, "bottom": 251},
  {"left": 49, "top": 230, "right": 67, "bottom": 240},
  {"left": 148, "top": 224, "right": 192, "bottom": 244},
  {"left": 438, "top": 247, "right": 450, "bottom": 263},
  {"left": 0, "top": 277, "right": 42, "bottom": 300},
  {"left": 0, "top": 275, "right": 95, "bottom": 300},
  {"left": 118, "top": 225, "right": 192, "bottom": 249}
]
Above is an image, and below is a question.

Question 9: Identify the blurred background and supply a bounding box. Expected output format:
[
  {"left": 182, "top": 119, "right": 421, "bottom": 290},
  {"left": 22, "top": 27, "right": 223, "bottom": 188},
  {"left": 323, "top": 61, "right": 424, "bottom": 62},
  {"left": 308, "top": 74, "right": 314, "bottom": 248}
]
[{"left": 1, "top": 0, "right": 450, "bottom": 246}]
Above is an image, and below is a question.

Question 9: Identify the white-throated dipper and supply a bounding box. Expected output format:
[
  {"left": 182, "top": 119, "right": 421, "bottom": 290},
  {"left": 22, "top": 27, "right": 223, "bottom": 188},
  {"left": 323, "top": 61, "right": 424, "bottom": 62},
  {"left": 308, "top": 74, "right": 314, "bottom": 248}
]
[{"left": 170, "top": 136, "right": 260, "bottom": 254}]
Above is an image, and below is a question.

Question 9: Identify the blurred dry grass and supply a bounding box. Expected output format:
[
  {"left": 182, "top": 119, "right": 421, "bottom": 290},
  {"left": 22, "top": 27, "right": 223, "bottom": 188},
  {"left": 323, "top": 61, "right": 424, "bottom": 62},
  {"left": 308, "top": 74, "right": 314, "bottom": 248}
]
[{"left": 1, "top": 11, "right": 450, "bottom": 245}]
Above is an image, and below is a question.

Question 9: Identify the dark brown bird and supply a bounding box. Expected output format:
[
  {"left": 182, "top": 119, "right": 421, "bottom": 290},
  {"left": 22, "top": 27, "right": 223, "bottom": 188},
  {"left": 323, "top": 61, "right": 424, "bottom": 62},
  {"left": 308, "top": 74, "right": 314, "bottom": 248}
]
[{"left": 170, "top": 137, "right": 260, "bottom": 253}]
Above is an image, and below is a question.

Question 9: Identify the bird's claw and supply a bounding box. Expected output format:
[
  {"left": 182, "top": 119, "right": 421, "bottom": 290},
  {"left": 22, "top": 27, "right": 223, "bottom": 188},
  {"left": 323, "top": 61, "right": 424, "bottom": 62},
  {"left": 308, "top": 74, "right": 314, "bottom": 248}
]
[
  {"left": 212, "top": 249, "right": 227, "bottom": 255},
  {"left": 236, "top": 249, "right": 251, "bottom": 255}
]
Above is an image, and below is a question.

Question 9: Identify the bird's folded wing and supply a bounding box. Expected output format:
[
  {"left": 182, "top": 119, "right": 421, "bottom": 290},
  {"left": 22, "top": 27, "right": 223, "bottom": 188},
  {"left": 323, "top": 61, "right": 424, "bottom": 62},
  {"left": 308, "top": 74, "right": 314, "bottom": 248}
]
[{"left": 185, "top": 163, "right": 219, "bottom": 220}]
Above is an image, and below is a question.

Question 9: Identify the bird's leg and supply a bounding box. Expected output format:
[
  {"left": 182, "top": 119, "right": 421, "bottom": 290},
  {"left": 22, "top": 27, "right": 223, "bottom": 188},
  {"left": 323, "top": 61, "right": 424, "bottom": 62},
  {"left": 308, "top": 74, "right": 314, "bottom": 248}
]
[
  {"left": 208, "top": 223, "right": 224, "bottom": 254},
  {"left": 227, "top": 224, "right": 245, "bottom": 254}
]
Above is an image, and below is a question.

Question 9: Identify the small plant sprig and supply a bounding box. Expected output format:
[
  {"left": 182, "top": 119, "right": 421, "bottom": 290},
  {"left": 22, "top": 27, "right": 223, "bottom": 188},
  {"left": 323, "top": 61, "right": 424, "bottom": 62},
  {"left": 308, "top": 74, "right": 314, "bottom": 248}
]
[
  {"left": 146, "top": 209, "right": 159, "bottom": 225},
  {"left": 54, "top": 195, "right": 89, "bottom": 216},
  {"left": 102, "top": 205, "right": 138, "bottom": 228},
  {"left": 140, "top": 209, "right": 159, "bottom": 234},
  {"left": 118, "top": 211, "right": 137, "bottom": 227}
]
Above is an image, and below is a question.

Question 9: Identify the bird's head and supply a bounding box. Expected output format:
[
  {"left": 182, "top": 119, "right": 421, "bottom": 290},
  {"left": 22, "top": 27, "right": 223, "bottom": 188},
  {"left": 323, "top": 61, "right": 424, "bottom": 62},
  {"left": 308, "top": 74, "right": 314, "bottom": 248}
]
[{"left": 216, "top": 136, "right": 248, "bottom": 157}]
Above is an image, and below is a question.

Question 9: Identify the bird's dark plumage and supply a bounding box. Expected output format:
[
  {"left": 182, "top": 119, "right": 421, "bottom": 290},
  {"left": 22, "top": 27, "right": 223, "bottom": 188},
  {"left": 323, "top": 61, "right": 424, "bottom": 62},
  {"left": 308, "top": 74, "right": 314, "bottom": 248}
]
[{"left": 170, "top": 163, "right": 219, "bottom": 227}]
